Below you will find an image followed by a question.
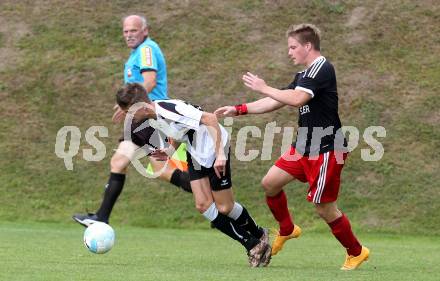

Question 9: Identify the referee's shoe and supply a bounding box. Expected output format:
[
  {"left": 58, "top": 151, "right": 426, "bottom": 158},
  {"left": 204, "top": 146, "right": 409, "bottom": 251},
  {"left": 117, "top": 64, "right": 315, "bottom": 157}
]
[{"left": 72, "top": 213, "right": 107, "bottom": 227}]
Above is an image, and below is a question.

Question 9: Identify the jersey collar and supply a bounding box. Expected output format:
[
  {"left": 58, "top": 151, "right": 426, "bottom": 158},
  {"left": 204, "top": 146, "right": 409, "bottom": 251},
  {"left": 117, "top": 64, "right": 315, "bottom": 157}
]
[
  {"left": 298, "top": 55, "right": 325, "bottom": 74},
  {"left": 308, "top": 55, "right": 325, "bottom": 68}
]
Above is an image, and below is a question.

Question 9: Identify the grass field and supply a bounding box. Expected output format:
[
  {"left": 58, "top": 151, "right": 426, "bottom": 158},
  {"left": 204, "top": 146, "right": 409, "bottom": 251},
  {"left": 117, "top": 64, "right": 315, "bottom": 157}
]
[
  {"left": 0, "top": 2, "right": 438, "bottom": 280},
  {"left": 0, "top": 2, "right": 439, "bottom": 279},
  {"left": 1, "top": 222, "right": 438, "bottom": 281},
  {"left": 1, "top": 0, "right": 439, "bottom": 235}
]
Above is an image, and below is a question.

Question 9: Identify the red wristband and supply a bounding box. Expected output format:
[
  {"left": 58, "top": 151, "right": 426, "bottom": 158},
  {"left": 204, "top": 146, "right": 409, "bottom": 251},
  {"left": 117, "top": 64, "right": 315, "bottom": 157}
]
[{"left": 234, "top": 104, "right": 248, "bottom": 115}]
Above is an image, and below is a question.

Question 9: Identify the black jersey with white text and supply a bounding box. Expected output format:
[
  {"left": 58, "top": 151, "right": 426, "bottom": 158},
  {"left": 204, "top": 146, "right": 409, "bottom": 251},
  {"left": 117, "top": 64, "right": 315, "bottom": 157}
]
[{"left": 284, "top": 56, "right": 346, "bottom": 156}]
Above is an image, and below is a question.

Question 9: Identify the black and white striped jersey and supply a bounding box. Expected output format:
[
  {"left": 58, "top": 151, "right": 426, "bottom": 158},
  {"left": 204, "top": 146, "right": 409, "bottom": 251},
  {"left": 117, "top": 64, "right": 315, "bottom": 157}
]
[
  {"left": 285, "top": 56, "right": 345, "bottom": 156},
  {"left": 151, "top": 99, "right": 229, "bottom": 167}
]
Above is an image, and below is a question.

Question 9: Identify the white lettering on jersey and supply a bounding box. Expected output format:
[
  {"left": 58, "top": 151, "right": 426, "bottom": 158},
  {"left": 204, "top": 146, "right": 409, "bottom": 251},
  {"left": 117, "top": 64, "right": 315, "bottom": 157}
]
[{"left": 300, "top": 105, "right": 310, "bottom": 115}]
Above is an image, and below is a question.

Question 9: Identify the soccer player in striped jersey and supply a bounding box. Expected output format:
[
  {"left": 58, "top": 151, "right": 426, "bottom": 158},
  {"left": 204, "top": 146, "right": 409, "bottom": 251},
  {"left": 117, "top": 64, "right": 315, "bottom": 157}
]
[
  {"left": 115, "top": 83, "right": 271, "bottom": 267},
  {"left": 215, "top": 23, "right": 369, "bottom": 270}
]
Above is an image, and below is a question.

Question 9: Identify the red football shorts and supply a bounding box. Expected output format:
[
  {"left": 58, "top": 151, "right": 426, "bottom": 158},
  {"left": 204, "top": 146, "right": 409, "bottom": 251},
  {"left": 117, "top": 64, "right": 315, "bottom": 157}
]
[{"left": 275, "top": 146, "right": 348, "bottom": 204}]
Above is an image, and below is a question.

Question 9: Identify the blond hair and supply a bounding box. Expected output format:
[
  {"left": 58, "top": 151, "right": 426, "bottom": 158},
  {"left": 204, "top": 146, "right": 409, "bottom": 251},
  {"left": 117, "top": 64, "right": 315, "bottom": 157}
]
[{"left": 286, "top": 23, "right": 321, "bottom": 51}]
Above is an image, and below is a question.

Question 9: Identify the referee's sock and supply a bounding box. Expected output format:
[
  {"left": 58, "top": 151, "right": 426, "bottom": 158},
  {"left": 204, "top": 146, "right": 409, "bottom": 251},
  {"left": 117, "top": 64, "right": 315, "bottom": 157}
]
[
  {"left": 203, "top": 203, "right": 259, "bottom": 251},
  {"left": 170, "top": 169, "right": 192, "bottom": 193},
  {"left": 96, "top": 173, "right": 126, "bottom": 222},
  {"left": 228, "top": 202, "right": 264, "bottom": 239}
]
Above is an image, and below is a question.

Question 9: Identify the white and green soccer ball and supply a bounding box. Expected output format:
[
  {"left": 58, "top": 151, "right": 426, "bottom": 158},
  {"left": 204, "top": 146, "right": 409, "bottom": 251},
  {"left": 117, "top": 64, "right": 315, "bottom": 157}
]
[{"left": 83, "top": 222, "right": 115, "bottom": 254}]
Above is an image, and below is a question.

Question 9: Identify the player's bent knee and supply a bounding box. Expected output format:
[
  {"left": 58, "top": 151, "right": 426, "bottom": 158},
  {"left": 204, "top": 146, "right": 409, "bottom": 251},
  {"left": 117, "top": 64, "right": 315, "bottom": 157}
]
[
  {"left": 261, "top": 176, "right": 278, "bottom": 195},
  {"left": 261, "top": 176, "right": 270, "bottom": 190},
  {"left": 315, "top": 207, "right": 327, "bottom": 219},
  {"left": 315, "top": 206, "right": 338, "bottom": 222},
  {"left": 314, "top": 204, "right": 340, "bottom": 223},
  {"left": 195, "top": 202, "right": 211, "bottom": 214},
  {"left": 110, "top": 154, "right": 129, "bottom": 173},
  {"left": 215, "top": 203, "right": 233, "bottom": 215},
  {"left": 116, "top": 141, "right": 137, "bottom": 159}
]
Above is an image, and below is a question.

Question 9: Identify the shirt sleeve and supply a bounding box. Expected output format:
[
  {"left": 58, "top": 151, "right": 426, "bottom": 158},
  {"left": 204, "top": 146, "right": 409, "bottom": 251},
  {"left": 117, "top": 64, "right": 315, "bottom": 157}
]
[
  {"left": 175, "top": 102, "right": 203, "bottom": 129},
  {"left": 138, "top": 45, "right": 158, "bottom": 72},
  {"left": 295, "top": 77, "right": 317, "bottom": 98},
  {"left": 156, "top": 100, "right": 203, "bottom": 130},
  {"left": 280, "top": 73, "right": 299, "bottom": 90},
  {"left": 281, "top": 81, "right": 296, "bottom": 90},
  {"left": 295, "top": 60, "right": 332, "bottom": 98}
]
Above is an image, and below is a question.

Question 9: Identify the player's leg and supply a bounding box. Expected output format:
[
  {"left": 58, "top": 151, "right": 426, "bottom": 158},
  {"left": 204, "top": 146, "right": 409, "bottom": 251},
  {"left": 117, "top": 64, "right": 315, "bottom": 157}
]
[
  {"left": 207, "top": 151, "right": 266, "bottom": 240},
  {"left": 262, "top": 165, "right": 302, "bottom": 255},
  {"left": 314, "top": 201, "right": 341, "bottom": 222},
  {"left": 190, "top": 176, "right": 215, "bottom": 213},
  {"left": 192, "top": 178, "right": 261, "bottom": 251},
  {"left": 208, "top": 155, "right": 271, "bottom": 267},
  {"left": 262, "top": 165, "right": 295, "bottom": 234},
  {"left": 213, "top": 188, "right": 265, "bottom": 242},
  {"left": 264, "top": 147, "right": 306, "bottom": 255},
  {"left": 73, "top": 141, "right": 136, "bottom": 226},
  {"left": 188, "top": 150, "right": 269, "bottom": 267},
  {"left": 95, "top": 144, "right": 131, "bottom": 221},
  {"left": 212, "top": 188, "right": 271, "bottom": 267},
  {"left": 315, "top": 201, "right": 368, "bottom": 270},
  {"left": 310, "top": 151, "right": 368, "bottom": 270},
  {"left": 147, "top": 156, "right": 192, "bottom": 193}
]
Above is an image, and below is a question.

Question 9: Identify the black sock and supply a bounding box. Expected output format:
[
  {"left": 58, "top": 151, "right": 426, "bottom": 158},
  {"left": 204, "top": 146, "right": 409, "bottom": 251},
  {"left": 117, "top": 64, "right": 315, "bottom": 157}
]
[
  {"left": 96, "top": 173, "right": 126, "bottom": 222},
  {"left": 212, "top": 213, "right": 259, "bottom": 251},
  {"left": 170, "top": 169, "right": 192, "bottom": 193},
  {"left": 234, "top": 205, "right": 264, "bottom": 239}
]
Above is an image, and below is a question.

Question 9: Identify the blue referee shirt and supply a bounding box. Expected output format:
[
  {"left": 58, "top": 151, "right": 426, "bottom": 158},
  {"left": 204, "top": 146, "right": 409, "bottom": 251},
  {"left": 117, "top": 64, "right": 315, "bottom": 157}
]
[{"left": 124, "top": 37, "right": 168, "bottom": 101}]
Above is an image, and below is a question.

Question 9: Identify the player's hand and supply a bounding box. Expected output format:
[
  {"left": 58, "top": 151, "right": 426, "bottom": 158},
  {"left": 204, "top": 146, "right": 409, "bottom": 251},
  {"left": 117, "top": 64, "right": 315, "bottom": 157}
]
[
  {"left": 214, "top": 106, "right": 237, "bottom": 117},
  {"left": 112, "top": 105, "right": 126, "bottom": 123},
  {"left": 150, "top": 149, "right": 170, "bottom": 161},
  {"left": 242, "top": 72, "right": 267, "bottom": 93},
  {"left": 213, "top": 155, "right": 227, "bottom": 178}
]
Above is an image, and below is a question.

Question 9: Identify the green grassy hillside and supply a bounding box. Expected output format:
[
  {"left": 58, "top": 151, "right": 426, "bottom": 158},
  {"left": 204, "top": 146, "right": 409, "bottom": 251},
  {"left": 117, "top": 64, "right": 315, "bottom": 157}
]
[{"left": 0, "top": 0, "right": 439, "bottom": 234}]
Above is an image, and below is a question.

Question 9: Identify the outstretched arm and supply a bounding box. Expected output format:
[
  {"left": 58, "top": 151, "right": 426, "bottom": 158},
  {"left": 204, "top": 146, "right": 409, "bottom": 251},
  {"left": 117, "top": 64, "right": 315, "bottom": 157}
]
[
  {"left": 214, "top": 96, "right": 285, "bottom": 117},
  {"left": 246, "top": 96, "right": 286, "bottom": 114},
  {"left": 214, "top": 71, "right": 311, "bottom": 118},
  {"left": 242, "top": 72, "right": 311, "bottom": 107}
]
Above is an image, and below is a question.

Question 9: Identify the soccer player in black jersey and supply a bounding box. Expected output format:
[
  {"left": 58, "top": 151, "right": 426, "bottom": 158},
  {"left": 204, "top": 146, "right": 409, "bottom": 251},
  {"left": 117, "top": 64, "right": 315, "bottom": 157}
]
[
  {"left": 215, "top": 23, "right": 369, "bottom": 270},
  {"left": 114, "top": 83, "right": 271, "bottom": 267}
]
